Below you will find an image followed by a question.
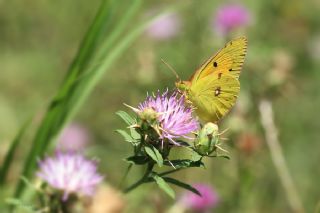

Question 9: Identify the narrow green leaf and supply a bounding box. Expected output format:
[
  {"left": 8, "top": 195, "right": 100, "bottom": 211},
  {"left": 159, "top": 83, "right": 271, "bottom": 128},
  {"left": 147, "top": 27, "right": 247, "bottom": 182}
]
[
  {"left": 191, "top": 150, "right": 203, "bottom": 162},
  {"left": 94, "top": 0, "right": 142, "bottom": 60},
  {"left": 153, "top": 147, "right": 164, "bottom": 167},
  {"left": 144, "top": 146, "right": 163, "bottom": 167},
  {"left": 0, "top": 119, "right": 30, "bottom": 185},
  {"left": 174, "top": 140, "right": 191, "bottom": 147},
  {"left": 116, "top": 111, "right": 135, "bottom": 125},
  {"left": 61, "top": 0, "right": 112, "bottom": 82},
  {"left": 125, "top": 156, "right": 148, "bottom": 165},
  {"left": 152, "top": 174, "right": 175, "bottom": 198},
  {"left": 162, "top": 177, "right": 201, "bottom": 196},
  {"left": 164, "top": 159, "right": 204, "bottom": 169},
  {"left": 6, "top": 198, "right": 35, "bottom": 213},
  {"left": 144, "top": 147, "right": 157, "bottom": 161},
  {"left": 130, "top": 128, "right": 140, "bottom": 140},
  {"left": 20, "top": 177, "right": 40, "bottom": 193},
  {"left": 115, "top": 130, "right": 136, "bottom": 143},
  {"left": 208, "top": 154, "right": 230, "bottom": 159},
  {"left": 169, "top": 146, "right": 202, "bottom": 162}
]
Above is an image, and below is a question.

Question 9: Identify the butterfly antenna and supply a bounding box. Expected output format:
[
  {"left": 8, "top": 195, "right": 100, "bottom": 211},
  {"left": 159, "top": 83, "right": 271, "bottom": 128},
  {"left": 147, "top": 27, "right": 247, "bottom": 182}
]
[
  {"left": 161, "top": 58, "right": 180, "bottom": 81},
  {"left": 218, "top": 128, "right": 230, "bottom": 136}
]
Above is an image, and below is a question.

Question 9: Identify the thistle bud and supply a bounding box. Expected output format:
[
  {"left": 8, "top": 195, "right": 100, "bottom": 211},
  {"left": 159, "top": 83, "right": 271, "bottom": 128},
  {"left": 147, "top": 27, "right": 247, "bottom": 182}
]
[
  {"left": 138, "top": 107, "right": 159, "bottom": 131},
  {"left": 194, "top": 123, "right": 219, "bottom": 155},
  {"left": 136, "top": 107, "right": 161, "bottom": 141},
  {"left": 139, "top": 107, "right": 159, "bottom": 122}
]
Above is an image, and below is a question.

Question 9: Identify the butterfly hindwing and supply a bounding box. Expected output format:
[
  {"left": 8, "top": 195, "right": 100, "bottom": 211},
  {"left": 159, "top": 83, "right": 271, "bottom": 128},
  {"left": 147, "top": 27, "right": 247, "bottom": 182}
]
[{"left": 189, "top": 73, "right": 240, "bottom": 123}]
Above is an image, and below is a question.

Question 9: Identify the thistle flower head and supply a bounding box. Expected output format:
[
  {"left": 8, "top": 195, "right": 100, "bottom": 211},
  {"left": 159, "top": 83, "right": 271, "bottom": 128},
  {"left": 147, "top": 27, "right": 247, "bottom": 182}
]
[
  {"left": 180, "top": 183, "right": 219, "bottom": 212},
  {"left": 213, "top": 3, "right": 251, "bottom": 35},
  {"left": 136, "top": 90, "right": 199, "bottom": 145},
  {"left": 37, "top": 152, "right": 103, "bottom": 201}
]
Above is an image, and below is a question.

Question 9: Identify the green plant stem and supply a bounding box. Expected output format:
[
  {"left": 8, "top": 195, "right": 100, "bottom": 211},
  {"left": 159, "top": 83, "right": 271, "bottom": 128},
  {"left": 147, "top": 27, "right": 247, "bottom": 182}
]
[
  {"left": 123, "top": 162, "right": 154, "bottom": 194},
  {"left": 118, "top": 163, "right": 133, "bottom": 188}
]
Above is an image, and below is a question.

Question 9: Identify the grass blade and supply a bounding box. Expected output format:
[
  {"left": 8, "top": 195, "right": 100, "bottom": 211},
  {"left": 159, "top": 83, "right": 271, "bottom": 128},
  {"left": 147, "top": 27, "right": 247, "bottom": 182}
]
[{"left": 14, "top": 0, "right": 113, "bottom": 198}]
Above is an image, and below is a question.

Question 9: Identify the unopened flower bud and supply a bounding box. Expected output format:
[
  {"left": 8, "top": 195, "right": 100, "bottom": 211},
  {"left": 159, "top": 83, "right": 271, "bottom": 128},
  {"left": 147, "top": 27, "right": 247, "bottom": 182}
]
[
  {"left": 138, "top": 107, "right": 159, "bottom": 131},
  {"left": 139, "top": 107, "right": 159, "bottom": 122},
  {"left": 194, "top": 123, "right": 219, "bottom": 155}
]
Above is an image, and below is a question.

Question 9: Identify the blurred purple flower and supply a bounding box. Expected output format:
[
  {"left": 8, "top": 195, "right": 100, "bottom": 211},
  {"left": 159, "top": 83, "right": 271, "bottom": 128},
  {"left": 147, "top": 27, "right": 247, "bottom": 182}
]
[
  {"left": 180, "top": 183, "right": 219, "bottom": 212},
  {"left": 37, "top": 152, "right": 103, "bottom": 201},
  {"left": 213, "top": 3, "right": 251, "bottom": 35},
  {"left": 135, "top": 90, "right": 199, "bottom": 145},
  {"left": 146, "top": 13, "right": 181, "bottom": 40},
  {"left": 57, "top": 123, "right": 89, "bottom": 152}
]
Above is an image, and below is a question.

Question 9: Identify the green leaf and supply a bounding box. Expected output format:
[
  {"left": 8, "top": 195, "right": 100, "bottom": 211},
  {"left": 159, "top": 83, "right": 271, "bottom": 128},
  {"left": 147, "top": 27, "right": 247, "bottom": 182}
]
[
  {"left": 169, "top": 146, "right": 202, "bottom": 162},
  {"left": 115, "top": 130, "right": 137, "bottom": 144},
  {"left": 6, "top": 198, "right": 36, "bottom": 213},
  {"left": 164, "top": 159, "right": 204, "bottom": 169},
  {"left": 191, "top": 150, "right": 203, "bottom": 162},
  {"left": 19, "top": 176, "right": 43, "bottom": 194},
  {"left": 144, "top": 146, "right": 163, "bottom": 167},
  {"left": 116, "top": 111, "right": 135, "bottom": 125},
  {"left": 125, "top": 156, "right": 149, "bottom": 165},
  {"left": 174, "top": 140, "right": 191, "bottom": 147},
  {"left": 208, "top": 154, "right": 231, "bottom": 159},
  {"left": 153, "top": 148, "right": 164, "bottom": 167},
  {"left": 162, "top": 177, "right": 201, "bottom": 196},
  {"left": 152, "top": 174, "right": 175, "bottom": 198},
  {"left": 130, "top": 128, "right": 140, "bottom": 140}
]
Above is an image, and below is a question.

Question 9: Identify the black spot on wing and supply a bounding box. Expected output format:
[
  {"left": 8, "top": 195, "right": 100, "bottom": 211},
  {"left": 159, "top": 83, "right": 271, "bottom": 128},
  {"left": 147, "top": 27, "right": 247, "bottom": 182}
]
[{"left": 213, "top": 61, "right": 218, "bottom": 67}]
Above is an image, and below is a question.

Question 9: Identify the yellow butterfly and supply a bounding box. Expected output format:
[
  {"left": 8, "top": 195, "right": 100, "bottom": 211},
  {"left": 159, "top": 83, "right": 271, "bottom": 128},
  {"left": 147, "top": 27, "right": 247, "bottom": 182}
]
[{"left": 176, "top": 37, "right": 247, "bottom": 123}]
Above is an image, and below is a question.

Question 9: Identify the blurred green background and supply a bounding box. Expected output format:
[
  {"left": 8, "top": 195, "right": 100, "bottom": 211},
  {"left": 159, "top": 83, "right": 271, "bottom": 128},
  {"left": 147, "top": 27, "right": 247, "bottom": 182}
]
[{"left": 0, "top": 0, "right": 319, "bottom": 212}]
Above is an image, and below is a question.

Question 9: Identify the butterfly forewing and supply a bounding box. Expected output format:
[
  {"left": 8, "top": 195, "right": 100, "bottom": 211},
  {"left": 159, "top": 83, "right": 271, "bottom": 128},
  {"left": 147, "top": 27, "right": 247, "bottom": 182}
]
[{"left": 191, "top": 37, "right": 247, "bottom": 83}]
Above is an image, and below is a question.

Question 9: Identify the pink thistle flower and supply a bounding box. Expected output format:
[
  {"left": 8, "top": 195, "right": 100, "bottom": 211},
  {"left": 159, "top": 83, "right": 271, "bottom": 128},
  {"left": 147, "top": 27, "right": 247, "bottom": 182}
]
[
  {"left": 57, "top": 123, "right": 89, "bottom": 152},
  {"left": 146, "top": 13, "right": 181, "bottom": 40},
  {"left": 180, "top": 183, "right": 219, "bottom": 212},
  {"left": 213, "top": 3, "right": 251, "bottom": 35},
  {"left": 37, "top": 152, "right": 103, "bottom": 201},
  {"left": 134, "top": 90, "right": 199, "bottom": 145}
]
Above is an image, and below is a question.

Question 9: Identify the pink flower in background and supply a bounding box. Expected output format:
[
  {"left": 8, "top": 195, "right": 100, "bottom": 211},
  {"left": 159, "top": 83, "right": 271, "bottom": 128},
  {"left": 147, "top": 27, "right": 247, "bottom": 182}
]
[
  {"left": 180, "top": 183, "right": 219, "bottom": 212},
  {"left": 213, "top": 3, "right": 251, "bottom": 35},
  {"left": 57, "top": 123, "right": 89, "bottom": 152},
  {"left": 37, "top": 152, "right": 103, "bottom": 201},
  {"left": 146, "top": 13, "right": 181, "bottom": 40}
]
